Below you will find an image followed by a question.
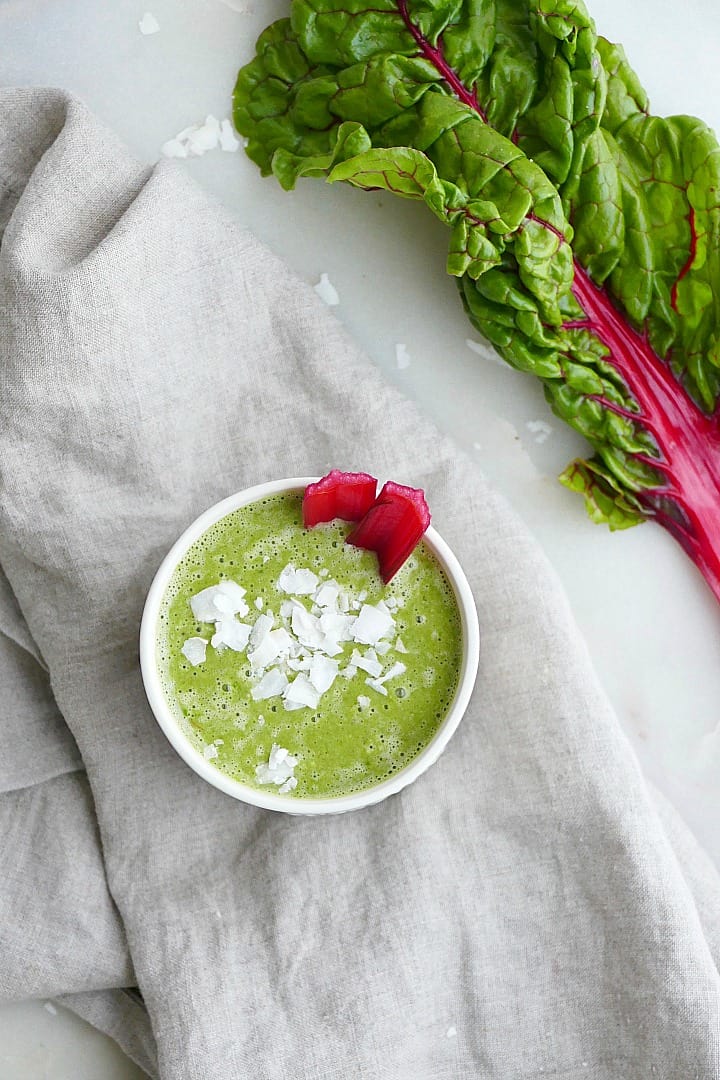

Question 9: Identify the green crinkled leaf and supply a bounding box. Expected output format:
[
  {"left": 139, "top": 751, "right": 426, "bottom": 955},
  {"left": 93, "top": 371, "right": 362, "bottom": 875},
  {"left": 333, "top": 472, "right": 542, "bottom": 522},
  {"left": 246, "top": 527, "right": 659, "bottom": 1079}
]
[
  {"left": 567, "top": 129, "right": 623, "bottom": 285},
  {"left": 473, "top": 0, "right": 538, "bottom": 139},
  {"left": 558, "top": 458, "right": 646, "bottom": 530},
  {"left": 272, "top": 122, "right": 372, "bottom": 189},
  {"left": 235, "top": 0, "right": 720, "bottom": 562},
  {"left": 291, "top": 0, "right": 410, "bottom": 66},
  {"left": 517, "top": 55, "right": 574, "bottom": 185}
]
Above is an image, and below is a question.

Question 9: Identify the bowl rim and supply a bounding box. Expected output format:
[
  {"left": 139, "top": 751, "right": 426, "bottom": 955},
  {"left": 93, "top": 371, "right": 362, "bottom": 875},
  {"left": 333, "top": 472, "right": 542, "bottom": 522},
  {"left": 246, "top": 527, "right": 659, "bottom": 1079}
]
[{"left": 139, "top": 476, "right": 480, "bottom": 815}]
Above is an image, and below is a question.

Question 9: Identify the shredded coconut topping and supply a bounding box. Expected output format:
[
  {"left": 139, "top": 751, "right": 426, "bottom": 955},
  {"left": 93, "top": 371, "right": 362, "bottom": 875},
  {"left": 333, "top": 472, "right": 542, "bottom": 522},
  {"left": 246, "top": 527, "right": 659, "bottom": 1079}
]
[
  {"left": 211, "top": 617, "right": 252, "bottom": 652},
  {"left": 277, "top": 564, "right": 319, "bottom": 595},
  {"left": 161, "top": 115, "right": 239, "bottom": 159},
  {"left": 352, "top": 603, "right": 395, "bottom": 646},
  {"left": 138, "top": 12, "right": 160, "bottom": 34},
  {"left": 251, "top": 667, "right": 288, "bottom": 701},
  {"left": 181, "top": 637, "right": 208, "bottom": 666},
  {"left": 314, "top": 272, "right": 340, "bottom": 306},
  {"left": 395, "top": 343, "right": 411, "bottom": 370},
  {"left": 191, "top": 581, "right": 247, "bottom": 622},
  {"left": 255, "top": 743, "right": 299, "bottom": 788},
  {"left": 219, "top": 118, "right": 240, "bottom": 153},
  {"left": 184, "top": 559, "right": 414, "bottom": 794},
  {"left": 283, "top": 672, "right": 320, "bottom": 712}
]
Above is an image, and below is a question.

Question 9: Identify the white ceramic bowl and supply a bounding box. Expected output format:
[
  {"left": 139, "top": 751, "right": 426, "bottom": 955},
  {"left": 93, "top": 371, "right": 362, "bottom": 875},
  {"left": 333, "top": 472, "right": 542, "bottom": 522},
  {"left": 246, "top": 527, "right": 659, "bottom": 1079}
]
[{"left": 140, "top": 477, "right": 480, "bottom": 815}]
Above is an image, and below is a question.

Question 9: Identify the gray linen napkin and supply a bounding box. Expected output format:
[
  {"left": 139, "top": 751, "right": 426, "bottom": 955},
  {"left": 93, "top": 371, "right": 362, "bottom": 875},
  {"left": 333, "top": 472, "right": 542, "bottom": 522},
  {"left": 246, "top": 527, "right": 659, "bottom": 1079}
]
[{"left": 1, "top": 87, "right": 720, "bottom": 1079}]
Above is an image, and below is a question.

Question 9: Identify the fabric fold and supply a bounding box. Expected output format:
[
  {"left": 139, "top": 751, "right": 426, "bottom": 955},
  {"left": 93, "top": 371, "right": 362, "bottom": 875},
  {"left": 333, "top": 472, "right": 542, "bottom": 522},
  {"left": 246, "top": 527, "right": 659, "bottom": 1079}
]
[
  {"left": 0, "top": 772, "right": 134, "bottom": 1001},
  {"left": 1, "top": 87, "right": 719, "bottom": 1078},
  {"left": 59, "top": 989, "right": 157, "bottom": 1079}
]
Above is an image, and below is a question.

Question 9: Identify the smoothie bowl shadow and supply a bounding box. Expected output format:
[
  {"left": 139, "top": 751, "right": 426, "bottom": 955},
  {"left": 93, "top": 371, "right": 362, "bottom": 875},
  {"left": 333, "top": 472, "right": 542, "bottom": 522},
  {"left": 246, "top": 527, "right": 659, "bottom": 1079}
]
[{"left": 140, "top": 477, "right": 479, "bottom": 816}]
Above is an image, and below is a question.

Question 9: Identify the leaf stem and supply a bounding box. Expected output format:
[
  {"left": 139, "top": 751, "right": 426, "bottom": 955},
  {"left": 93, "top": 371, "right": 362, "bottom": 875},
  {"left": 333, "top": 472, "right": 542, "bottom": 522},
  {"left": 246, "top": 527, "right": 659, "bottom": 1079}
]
[{"left": 395, "top": 1, "right": 488, "bottom": 122}]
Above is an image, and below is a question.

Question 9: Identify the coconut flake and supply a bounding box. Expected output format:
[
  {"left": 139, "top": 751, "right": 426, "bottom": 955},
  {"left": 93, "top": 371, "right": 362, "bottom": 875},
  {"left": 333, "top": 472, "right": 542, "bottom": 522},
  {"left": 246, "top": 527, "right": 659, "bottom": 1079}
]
[
  {"left": 395, "top": 636, "right": 408, "bottom": 654},
  {"left": 248, "top": 627, "right": 294, "bottom": 671},
  {"left": 160, "top": 138, "right": 188, "bottom": 159},
  {"left": 286, "top": 654, "right": 312, "bottom": 672},
  {"left": 357, "top": 695, "right": 371, "bottom": 710},
  {"left": 277, "top": 564, "right": 319, "bottom": 595},
  {"left": 210, "top": 617, "right": 251, "bottom": 652},
  {"left": 309, "top": 654, "right": 339, "bottom": 694},
  {"left": 255, "top": 743, "right": 298, "bottom": 786},
  {"left": 249, "top": 611, "right": 274, "bottom": 646},
  {"left": 203, "top": 743, "right": 219, "bottom": 761},
  {"left": 283, "top": 673, "right": 320, "bottom": 711},
  {"left": 375, "top": 640, "right": 392, "bottom": 656},
  {"left": 350, "top": 648, "right": 382, "bottom": 678},
  {"left": 378, "top": 661, "right": 406, "bottom": 684},
  {"left": 181, "top": 637, "right": 208, "bottom": 666},
  {"left": 314, "top": 272, "right": 340, "bottom": 306},
  {"left": 188, "top": 115, "right": 221, "bottom": 154},
  {"left": 365, "top": 677, "right": 388, "bottom": 697},
  {"left": 320, "top": 611, "right": 355, "bottom": 639},
  {"left": 278, "top": 776, "right": 298, "bottom": 794},
  {"left": 318, "top": 611, "right": 355, "bottom": 655},
  {"left": 352, "top": 603, "right": 395, "bottom": 646},
  {"left": 396, "top": 343, "right": 411, "bottom": 370},
  {"left": 219, "top": 118, "right": 240, "bottom": 152},
  {"left": 138, "top": 12, "right": 160, "bottom": 34},
  {"left": 314, "top": 581, "right": 340, "bottom": 610},
  {"left": 162, "top": 116, "right": 222, "bottom": 159},
  {"left": 213, "top": 584, "right": 248, "bottom": 615},
  {"left": 254, "top": 596, "right": 264, "bottom": 610},
  {"left": 251, "top": 667, "right": 289, "bottom": 701},
  {"left": 272, "top": 745, "right": 294, "bottom": 769},
  {"left": 190, "top": 581, "right": 247, "bottom": 622},
  {"left": 288, "top": 605, "right": 324, "bottom": 651}
]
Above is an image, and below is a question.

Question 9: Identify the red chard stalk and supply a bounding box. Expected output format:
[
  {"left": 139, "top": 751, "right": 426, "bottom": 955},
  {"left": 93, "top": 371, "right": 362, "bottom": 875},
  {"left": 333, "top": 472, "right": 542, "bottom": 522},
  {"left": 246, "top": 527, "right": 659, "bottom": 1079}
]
[
  {"left": 303, "top": 470, "right": 378, "bottom": 527},
  {"left": 303, "top": 471, "right": 431, "bottom": 583},
  {"left": 346, "top": 480, "right": 431, "bottom": 583}
]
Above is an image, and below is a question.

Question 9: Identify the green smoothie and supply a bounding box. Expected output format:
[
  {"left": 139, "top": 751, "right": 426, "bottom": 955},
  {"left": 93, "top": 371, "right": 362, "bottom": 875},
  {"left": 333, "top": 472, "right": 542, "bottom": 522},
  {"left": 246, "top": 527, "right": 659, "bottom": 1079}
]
[{"left": 156, "top": 491, "right": 462, "bottom": 799}]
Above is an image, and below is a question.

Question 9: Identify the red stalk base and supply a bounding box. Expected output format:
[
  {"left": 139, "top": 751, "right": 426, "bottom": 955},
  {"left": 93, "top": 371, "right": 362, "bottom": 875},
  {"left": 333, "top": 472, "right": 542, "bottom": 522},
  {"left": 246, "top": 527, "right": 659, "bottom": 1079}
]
[{"left": 570, "top": 268, "right": 720, "bottom": 603}]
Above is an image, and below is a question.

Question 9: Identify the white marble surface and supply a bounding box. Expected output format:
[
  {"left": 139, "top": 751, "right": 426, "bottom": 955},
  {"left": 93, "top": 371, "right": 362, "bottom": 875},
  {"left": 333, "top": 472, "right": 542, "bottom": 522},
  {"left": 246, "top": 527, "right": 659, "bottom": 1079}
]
[
  {"left": 0, "top": 1001, "right": 146, "bottom": 1078},
  {"left": 1, "top": 0, "right": 719, "bottom": 1074}
]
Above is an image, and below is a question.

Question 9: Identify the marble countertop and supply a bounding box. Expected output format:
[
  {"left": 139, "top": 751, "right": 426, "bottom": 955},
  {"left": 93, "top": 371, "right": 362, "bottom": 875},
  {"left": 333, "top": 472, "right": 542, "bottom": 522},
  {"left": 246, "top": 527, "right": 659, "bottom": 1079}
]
[{"left": 2, "top": 0, "right": 719, "bottom": 1074}]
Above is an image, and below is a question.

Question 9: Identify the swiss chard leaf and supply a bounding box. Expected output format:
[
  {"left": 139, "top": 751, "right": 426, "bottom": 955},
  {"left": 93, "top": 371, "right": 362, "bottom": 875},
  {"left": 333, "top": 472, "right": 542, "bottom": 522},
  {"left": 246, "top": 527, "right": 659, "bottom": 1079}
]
[{"left": 235, "top": 0, "right": 720, "bottom": 603}]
